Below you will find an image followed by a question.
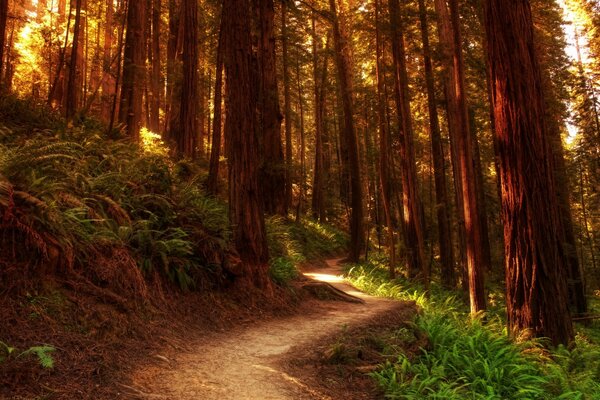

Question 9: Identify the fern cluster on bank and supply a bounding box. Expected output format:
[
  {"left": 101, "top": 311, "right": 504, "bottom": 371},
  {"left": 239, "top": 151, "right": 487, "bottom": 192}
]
[
  {"left": 0, "top": 121, "right": 231, "bottom": 294},
  {"left": 0, "top": 99, "right": 348, "bottom": 294},
  {"left": 345, "top": 257, "right": 600, "bottom": 399}
]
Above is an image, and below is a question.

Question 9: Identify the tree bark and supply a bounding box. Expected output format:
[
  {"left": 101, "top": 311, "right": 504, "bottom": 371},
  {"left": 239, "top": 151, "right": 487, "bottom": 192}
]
[
  {"left": 207, "top": 11, "right": 225, "bottom": 196},
  {"left": 65, "top": 0, "right": 83, "bottom": 119},
  {"left": 329, "top": 0, "right": 363, "bottom": 262},
  {"left": 149, "top": 0, "right": 161, "bottom": 132},
  {"left": 418, "top": 0, "right": 454, "bottom": 287},
  {"left": 311, "top": 13, "right": 330, "bottom": 222},
  {"left": 176, "top": 0, "right": 198, "bottom": 158},
  {"left": 0, "top": 0, "right": 8, "bottom": 89},
  {"left": 257, "top": 0, "right": 286, "bottom": 216},
  {"left": 484, "top": 0, "right": 573, "bottom": 345},
  {"left": 434, "top": 0, "right": 487, "bottom": 312},
  {"left": 388, "top": 0, "right": 427, "bottom": 285},
  {"left": 283, "top": 2, "right": 293, "bottom": 214},
  {"left": 223, "top": 0, "right": 272, "bottom": 293},
  {"left": 119, "top": 0, "right": 146, "bottom": 141},
  {"left": 375, "top": 0, "right": 396, "bottom": 278}
]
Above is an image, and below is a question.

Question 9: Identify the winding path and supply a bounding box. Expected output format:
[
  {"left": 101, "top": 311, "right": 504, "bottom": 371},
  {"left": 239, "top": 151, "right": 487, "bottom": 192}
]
[{"left": 125, "top": 259, "right": 409, "bottom": 400}]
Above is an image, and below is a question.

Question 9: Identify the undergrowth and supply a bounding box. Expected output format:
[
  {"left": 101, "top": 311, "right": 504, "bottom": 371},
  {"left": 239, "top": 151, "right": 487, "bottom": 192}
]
[
  {"left": 266, "top": 216, "right": 347, "bottom": 285},
  {"left": 345, "top": 256, "right": 600, "bottom": 399},
  {"left": 0, "top": 98, "right": 348, "bottom": 295}
]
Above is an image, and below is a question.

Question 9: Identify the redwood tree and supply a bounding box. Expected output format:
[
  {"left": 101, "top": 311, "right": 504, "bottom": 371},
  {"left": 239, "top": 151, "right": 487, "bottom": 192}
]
[
  {"left": 484, "top": 0, "right": 574, "bottom": 345},
  {"left": 0, "top": 0, "right": 9, "bottom": 88},
  {"left": 257, "top": 0, "right": 286, "bottom": 216},
  {"left": 119, "top": 0, "right": 146, "bottom": 141},
  {"left": 223, "top": 0, "right": 272, "bottom": 292},
  {"left": 418, "top": 0, "right": 454, "bottom": 287},
  {"left": 329, "top": 0, "right": 363, "bottom": 262},
  {"left": 176, "top": 0, "right": 198, "bottom": 158},
  {"left": 207, "top": 12, "right": 225, "bottom": 196},
  {"left": 388, "top": 0, "right": 427, "bottom": 284},
  {"left": 65, "top": 0, "right": 83, "bottom": 119}
]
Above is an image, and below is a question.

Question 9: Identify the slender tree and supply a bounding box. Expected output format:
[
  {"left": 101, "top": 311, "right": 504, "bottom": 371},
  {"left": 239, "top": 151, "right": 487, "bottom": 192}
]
[
  {"left": 207, "top": 12, "right": 225, "bottom": 196},
  {"left": 484, "top": 0, "right": 574, "bottom": 345},
  {"left": 282, "top": 2, "right": 293, "bottom": 214},
  {"left": 388, "top": 0, "right": 427, "bottom": 284},
  {"left": 329, "top": 0, "right": 363, "bottom": 262},
  {"left": 119, "top": 0, "right": 146, "bottom": 141},
  {"left": 418, "top": 0, "right": 454, "bottom": 287},
  {"left": 0, "top": 0, "right": 8, "bottom": 88},
  {"left": 434, "top": 0, "right": 487, "bottom": 312},
  {"left": 374, "top": 0, "right": 396, "bottom": 278},
  {"left": 176, "top": 0, "right": 198, "bottom": 158},
  {"left": 65, "top": 0, "right": 83, "bottom": 119},
  {"left": 257, "top": 0, "right": 286, "bottom": 216},
  {"left": 149, "top": 0, "right": 162, "bottom": 132}
]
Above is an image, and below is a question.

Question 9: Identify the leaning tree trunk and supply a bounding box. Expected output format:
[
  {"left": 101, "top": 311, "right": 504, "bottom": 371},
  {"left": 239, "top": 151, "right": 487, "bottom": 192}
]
[
  {"left": 119, "top": 0, "right": 146, "bottom": 141},
  {"left": 329, "top": 0, "right": 363, "bottom": 262},
  {"left": 388, "top": 0, "right": 427, "bottom": 285},
  {"left": 484, "top": 0, "right": 574, "bottom": 346},
  {"left": 223, "top": 0, "right": 272, "bottom": 293}
]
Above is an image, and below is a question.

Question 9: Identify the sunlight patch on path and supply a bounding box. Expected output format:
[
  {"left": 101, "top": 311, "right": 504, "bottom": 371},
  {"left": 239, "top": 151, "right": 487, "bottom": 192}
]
[{"left": 302, "top": 272, "right": 345, "bottom": 283}]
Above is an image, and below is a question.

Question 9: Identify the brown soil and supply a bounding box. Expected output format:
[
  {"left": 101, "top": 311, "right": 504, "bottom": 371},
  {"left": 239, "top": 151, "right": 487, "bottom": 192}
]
[
  {"left": 124, "top": 259, "right": 417, "bottom": 399},
  {"left": 1, "top": 258, "right": 416, "bottom": 400}
]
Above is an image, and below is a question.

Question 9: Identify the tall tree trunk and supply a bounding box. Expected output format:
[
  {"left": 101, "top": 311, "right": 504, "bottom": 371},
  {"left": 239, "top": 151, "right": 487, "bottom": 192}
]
[
  {"left": 434, "top": 0, "right": 487, "bottom": 312},
  {"left": 101, "top": 0, "right": 115, "bottom": 122},
  {"left": 295, "top": 54, "right": 306, "bottom": 221},
  {"left": 119, "top": 0, "right": 146, "bottom": 141},
  {"left": 375, "top": 0, "right": 396, "bottom": 278},
  {"left": 0, "top": 0, "right": 9, "bottom": 89},
  {"left": 149, "top": 0, "right": 161, "bottom": 132},
  {"left": 311, "top": 19, "right": 330, "bottom": 223},
  {"left": 484, "top": 0, "right": 573, "bottom": 346},
  {"left": 207, "top": 11, "right": 225, "bottom": 196},
  {"left": 65, "top": 0, "right": 83, "bottom": 119},
  {"left": 329, "top": 0, "right": 363, "bottom": 262},
  {"left": 165, "top": 0, "right": 182, "bottom": 138},
  {"left": 223, "top": 0, "right": 272, "bottom": 293},
  {"left": 176, "top": 0, "right": 198, "bottom": 158},
  {"left": 388, "top": 0, "right": 427, "bottom": 285},
  {"left": 258, "top": 0, "right": 286, "bottom": 215},
  {"left": 283, "top": 2, "right": 293, "bottom": 214},
  {"left": 418, "top": 0, "right": 454, "bottom": 287}
]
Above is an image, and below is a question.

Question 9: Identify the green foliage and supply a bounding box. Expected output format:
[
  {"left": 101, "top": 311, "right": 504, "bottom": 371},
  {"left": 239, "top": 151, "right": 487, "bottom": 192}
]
[
  {"left": 266, "top": 216, "right": 348, "bottom": 285},
  {"left": 0, "top": 341, "right": 56, "bottom": 369},
  {"left": 0, "top": 121, "right": 231, "bottom": 292},
  {"left": 345, "top": 257, "right": 600, "bottom": 399}
]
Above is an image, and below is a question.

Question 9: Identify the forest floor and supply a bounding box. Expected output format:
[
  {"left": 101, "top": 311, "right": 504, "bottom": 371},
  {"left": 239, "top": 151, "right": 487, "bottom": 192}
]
[{"left": 122, "top": 259, "right": 417, "bottom": 400}]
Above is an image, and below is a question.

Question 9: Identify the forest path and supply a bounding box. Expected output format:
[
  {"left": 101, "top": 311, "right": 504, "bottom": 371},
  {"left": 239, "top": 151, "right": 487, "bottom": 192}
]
[{"left": 125, "top": 258, "right": 412, "bottom": 400}]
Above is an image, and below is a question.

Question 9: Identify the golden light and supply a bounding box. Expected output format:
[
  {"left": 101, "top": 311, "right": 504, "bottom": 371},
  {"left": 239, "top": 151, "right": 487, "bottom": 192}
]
[{"left": 140, "top": 127, "right": 169, "bottom": 156}]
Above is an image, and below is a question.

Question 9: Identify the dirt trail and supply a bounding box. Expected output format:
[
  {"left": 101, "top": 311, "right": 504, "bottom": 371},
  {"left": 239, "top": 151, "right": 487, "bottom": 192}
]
[{"left": 126, "top": 259, "right": 410, "bottom": 400}]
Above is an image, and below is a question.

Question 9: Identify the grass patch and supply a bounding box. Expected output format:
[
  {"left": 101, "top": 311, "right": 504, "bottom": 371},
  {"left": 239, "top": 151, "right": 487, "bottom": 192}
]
[{"left": 345, "top": 256, "right": 600, "bottom": 399}]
